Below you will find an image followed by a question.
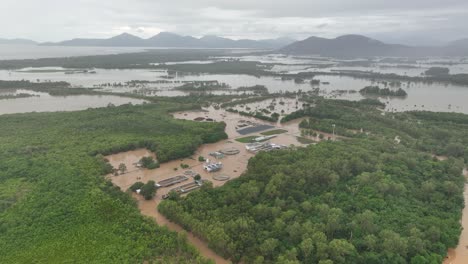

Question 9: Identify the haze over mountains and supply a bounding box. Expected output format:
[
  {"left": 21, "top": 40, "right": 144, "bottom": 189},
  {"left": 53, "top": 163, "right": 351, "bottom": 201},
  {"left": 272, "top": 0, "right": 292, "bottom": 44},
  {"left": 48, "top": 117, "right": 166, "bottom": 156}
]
[
  {"left": 0, "top": 38, "right": 38, "bottom": 45},
  {"left": 447, "top": 38, "right": 468, "bottom": 49},
  {"left": 40, "top": 32, "right": 296, "bottom": 49},
  {"left": 1, "top": 32, "right": 468, "bottom": 57},
  {"left": 280, "top": 35, "right": 468, "bottom": 57}
]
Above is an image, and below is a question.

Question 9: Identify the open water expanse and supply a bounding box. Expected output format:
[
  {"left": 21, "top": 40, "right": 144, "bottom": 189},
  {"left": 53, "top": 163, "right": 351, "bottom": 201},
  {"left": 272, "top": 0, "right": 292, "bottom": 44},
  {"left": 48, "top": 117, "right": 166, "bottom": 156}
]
[
  {"left": 0, "top": 44, "right": 148, "bottom": 60},
  {"left": 0, "top": 48, "right": 467, "bottom": 115}
]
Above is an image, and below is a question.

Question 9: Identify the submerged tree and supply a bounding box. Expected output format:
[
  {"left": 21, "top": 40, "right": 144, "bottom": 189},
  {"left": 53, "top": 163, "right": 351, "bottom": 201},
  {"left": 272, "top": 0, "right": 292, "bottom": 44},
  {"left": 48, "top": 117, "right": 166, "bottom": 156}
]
[
  {"left": 139, "top": 156, "right": 159, "bottom": 169},
  {"left": 129, "top": 181, "right": 144, "bottom": 192},
  {"left": 140, "top": 180, "right": 157, "bottom": 200},
  {"left": 118, "top": 163, "right": 127, "bottom": 174}
]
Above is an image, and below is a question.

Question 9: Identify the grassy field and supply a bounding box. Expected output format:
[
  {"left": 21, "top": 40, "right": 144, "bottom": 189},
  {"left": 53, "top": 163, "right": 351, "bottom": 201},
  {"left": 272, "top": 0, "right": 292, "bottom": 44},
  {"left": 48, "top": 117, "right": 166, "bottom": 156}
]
[
  {"left": 296, "top": 136, "right": 316, "bottom": 144},
  {"left": 261, "top": 129, "right": 288, "bottom": 136},
  {"left": 235, "top": 135, "right": 259, "bottom": 143}
]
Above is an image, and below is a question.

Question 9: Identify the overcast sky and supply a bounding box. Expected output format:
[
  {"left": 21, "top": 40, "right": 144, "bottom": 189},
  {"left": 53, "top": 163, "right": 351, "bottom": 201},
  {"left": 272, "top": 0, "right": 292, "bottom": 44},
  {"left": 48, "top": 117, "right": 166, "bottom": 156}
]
[{"left": 2, "top": 0, "right": 468, "bottom": 45}]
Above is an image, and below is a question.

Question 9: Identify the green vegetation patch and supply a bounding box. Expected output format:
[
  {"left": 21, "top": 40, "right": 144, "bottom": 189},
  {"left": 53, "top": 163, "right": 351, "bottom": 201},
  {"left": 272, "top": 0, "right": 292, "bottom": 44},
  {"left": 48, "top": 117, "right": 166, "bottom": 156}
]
[
  {"left": 425, "top": 67, "right": 450, "bottom": 76},
  {"left": 0, "top": 80, "right": 69, "bottom": 89},
  {"left": 0, "top": 101, "right": 226, "bottom": 263},
  {"left": 162, "top": 61, "right": 273, "bottom": 76},
  {"left": 0, "top": 178, "right": 31, "bottom": 214},
  {"left": 139, "top": 156, "right": 160, "bottom": 169},
  {"left": 296, "top": 136, "right": 316, "bottom": 144},
  {"left": 359, "top": 86, "right": 407, "bottom": 97},
  {"left": 227, "top": 108, "right": 279, "bottom": 122},
  {"left": 159, "top": 98, "right": 468, "bottom": 263},
  {"left": 174, "top": 81, "right": 230, "bottom": 92},
  {"left": 261, "top": 129, "right": 288, "bottom": 136},
  {"left": 0, "top": 49, "right": 233, "bottom": 70},
  {"left": 0, "top": 93, "right": 37, "bottom": 100},
  {"left": 160, "top": 141, "right": 465, "bottom": 264},
  {"left": 235, "top": 85, "right": 269, "bottom": 94},
  {"left": 235, "top": 136, "right": 260, "bottom": 143}
]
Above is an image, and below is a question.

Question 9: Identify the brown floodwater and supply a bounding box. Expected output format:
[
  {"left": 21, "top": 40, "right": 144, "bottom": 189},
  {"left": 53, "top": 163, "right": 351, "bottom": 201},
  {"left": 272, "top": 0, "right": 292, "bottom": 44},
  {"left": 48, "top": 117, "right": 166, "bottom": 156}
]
[
  {"left": 105, "top": 105, "right": 313, "bottom": 263},
  {"left": 106, "top": 105, "right": 468, "bottom": 263},
  {"left": 135, "top": 195, "right": 229, "bottom": 264},
  {"left": 107, "top": 148, "right": 233, "bottom": 264},
  {"left": 445, "top": 168, "right": 468, "bottom": 264},
  {"left": 172, "top": 104, "right": 311, "bottom": 144},
  {"left": 229, "top": 97, "right": 304, "bottom": 117}
]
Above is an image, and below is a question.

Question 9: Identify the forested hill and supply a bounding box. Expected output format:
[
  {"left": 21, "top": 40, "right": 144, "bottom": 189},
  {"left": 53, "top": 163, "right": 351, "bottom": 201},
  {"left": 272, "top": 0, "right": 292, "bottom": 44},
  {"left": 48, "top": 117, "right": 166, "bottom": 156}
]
[
  {"left": 0, "top": 38, "right": 37, "bottom": 45},
  {"left": 159, "top": 98, "right": 468, "bottom": 264},
  {"left": 279, "top": 34, "right": 468, "bottom": 57},
  {"left": 0, "top": 102, "right": 227, "bottom": 263},
  {"left": 279, "top": 35, "right": 419, "bottom": 57},
  {"left": 41, "top": 32, "right": 295, "bottom": 49}
]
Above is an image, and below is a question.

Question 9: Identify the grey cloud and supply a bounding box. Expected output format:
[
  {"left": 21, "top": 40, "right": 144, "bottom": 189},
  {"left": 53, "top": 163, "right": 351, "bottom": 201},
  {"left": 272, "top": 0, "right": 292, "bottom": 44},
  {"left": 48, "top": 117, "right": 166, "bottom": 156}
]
[{"left": 0, "top": 0, "right": 467, "bottom": 45}]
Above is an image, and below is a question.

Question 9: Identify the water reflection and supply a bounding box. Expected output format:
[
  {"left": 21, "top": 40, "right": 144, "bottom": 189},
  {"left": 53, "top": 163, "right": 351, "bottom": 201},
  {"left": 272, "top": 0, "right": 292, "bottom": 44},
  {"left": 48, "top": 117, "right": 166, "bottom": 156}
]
[
  {"left": 0, "top": 90, "right": 146, "bottom": 115},
  {"left": 1, "top": 55, "right": 468, "bottom": 115}
]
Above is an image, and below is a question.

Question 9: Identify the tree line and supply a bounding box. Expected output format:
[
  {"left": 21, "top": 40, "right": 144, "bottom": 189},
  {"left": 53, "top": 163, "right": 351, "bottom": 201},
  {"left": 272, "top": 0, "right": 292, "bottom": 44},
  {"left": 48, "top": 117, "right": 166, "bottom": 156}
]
[{"left": 159, "top": 98, "right": 468, "bottom": 263}]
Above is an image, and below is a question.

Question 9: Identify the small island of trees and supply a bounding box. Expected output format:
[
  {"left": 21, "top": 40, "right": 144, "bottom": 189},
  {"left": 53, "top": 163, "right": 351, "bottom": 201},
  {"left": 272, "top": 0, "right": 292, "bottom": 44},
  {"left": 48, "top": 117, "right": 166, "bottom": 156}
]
[
  {"left": 424, "top": 67, "right": 450, "bottom": 76},
  {"left": 139, "top": 156, "right": 159, "bottom": 169},
  {"left": 359, "top": 86, "right": 408, "bottom": 97}
]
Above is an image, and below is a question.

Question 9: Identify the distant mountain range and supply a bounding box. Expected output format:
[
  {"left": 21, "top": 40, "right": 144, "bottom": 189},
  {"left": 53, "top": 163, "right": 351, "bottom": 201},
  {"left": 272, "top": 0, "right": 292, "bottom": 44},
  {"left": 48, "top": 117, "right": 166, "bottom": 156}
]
[
  {"left": 448, "top": 38, "right": 468, "bottom": 46},
  {"left": 446, "top": 38, "right": 468, "bottom": 56},
  {"left": 0, "top": 38, "right": 37, "bottom": 45},
  {"left": 2, "top": 33, "right": 468, "bottom": 57},
  {"left": 40, "top": 32, "right": 296, "bottom": 49},
  {"left": 280, "top": 35, "right": 468, "bottom": 57}
]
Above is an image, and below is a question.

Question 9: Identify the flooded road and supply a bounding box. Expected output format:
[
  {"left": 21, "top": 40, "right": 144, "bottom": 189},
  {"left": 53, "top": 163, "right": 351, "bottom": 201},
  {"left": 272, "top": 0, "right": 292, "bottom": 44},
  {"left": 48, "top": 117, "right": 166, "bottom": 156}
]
[
  {"left": 445, "top": 168, "right": 468, "bottom": 264},
  {"left": 135, "top": 195, "right": 229, "bottom": 264},
  {"left": 105, "top": 106, "right": 311, "bottom": 263}
]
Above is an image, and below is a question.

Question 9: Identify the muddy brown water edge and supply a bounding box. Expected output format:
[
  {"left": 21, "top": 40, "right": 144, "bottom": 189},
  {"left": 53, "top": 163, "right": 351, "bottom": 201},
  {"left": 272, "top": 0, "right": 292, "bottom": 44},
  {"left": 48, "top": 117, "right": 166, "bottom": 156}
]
[
  {"left": 444, "top": 168, "right": 468, "bottom": 264},
  {"left": 105, "top": 108, "right": 310, "bottom": 263},
  {"left": 106, "top": 107, "right": 466, "bottom": 263}
]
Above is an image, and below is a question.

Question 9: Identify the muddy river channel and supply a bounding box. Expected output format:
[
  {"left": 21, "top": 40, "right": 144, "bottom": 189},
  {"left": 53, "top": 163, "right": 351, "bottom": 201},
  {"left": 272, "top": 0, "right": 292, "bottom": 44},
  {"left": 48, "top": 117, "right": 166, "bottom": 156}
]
[{"left": 444, "top": 168, "right": 468, "bottom": 264}]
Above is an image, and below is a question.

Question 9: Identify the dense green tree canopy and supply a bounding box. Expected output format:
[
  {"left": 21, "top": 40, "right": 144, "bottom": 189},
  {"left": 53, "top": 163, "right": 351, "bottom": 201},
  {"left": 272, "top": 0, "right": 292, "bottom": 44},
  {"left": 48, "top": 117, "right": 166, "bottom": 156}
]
[
  {"left": 159, "top": 99, "right": 467, "bottom": 264},
  {"left": 0, "top": 102, "right": 226, "bottom": 263}
]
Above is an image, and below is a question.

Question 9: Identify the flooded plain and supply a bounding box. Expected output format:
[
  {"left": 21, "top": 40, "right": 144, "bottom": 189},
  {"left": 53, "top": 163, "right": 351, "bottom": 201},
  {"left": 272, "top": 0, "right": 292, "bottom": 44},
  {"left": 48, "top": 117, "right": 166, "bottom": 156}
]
[
  {"left": 105, "top": 103, "right": 468, "bottom": 263},
  {"left": 0, "top": 89, "right": 146, "bottom": 115},
  {"left": 105, "top": 105, "right": 314, "bottom": 263},
  {"left": 228, "top": 97, "right": 303, "bottom": 116},
  {"left": 2, "top": 49, "right": 468, "bottom": 262},
  {"left": 2, "top": 65, "right": 468, "bottom": 114}
]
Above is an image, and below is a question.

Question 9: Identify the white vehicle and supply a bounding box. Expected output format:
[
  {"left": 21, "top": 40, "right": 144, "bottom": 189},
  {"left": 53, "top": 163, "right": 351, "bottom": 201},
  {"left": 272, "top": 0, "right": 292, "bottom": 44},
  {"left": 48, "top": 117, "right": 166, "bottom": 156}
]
[{"left": 204, "top": 162, "right": 223, "bottom": 172}]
